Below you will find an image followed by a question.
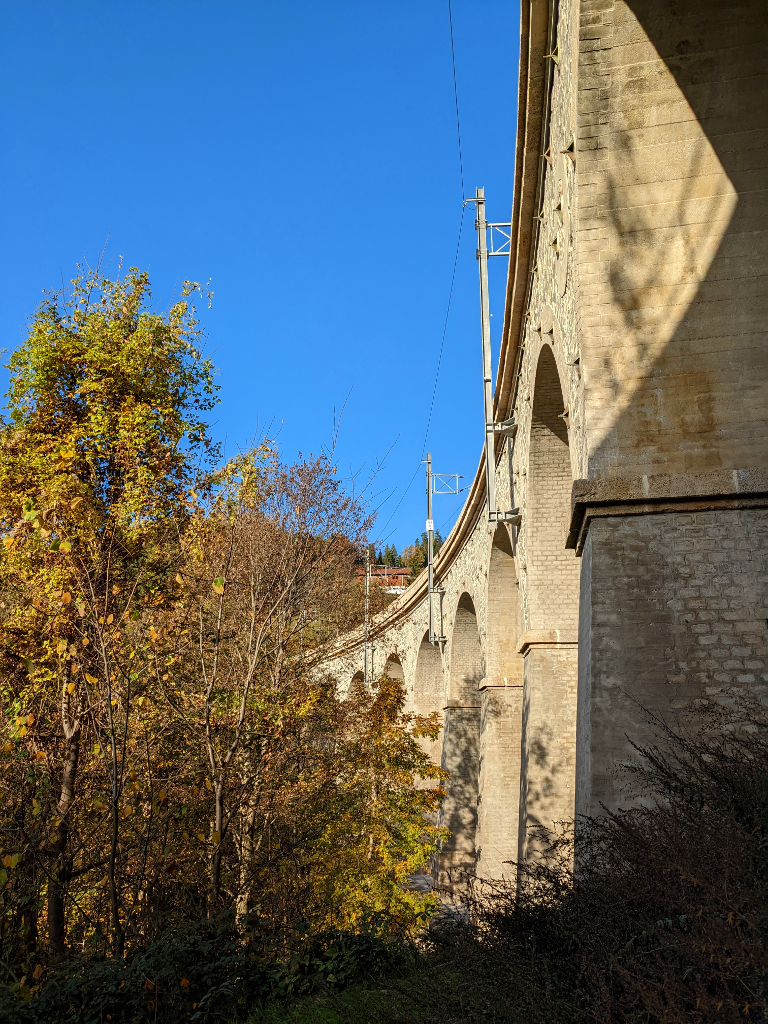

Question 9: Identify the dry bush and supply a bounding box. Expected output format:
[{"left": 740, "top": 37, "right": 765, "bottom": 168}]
[{"left": 454, "top": 698, "right": 768, "bottom": 1023}]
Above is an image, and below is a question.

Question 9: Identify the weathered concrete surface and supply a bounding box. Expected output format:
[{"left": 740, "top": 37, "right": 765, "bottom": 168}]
[{"left": 327, "top": 0, "right": 768, "bottom": 882}]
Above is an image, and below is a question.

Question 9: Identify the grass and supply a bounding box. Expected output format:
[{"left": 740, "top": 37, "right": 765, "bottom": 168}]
[{"left": 247, "top": 945, "right": 515, "bottom": 1024}]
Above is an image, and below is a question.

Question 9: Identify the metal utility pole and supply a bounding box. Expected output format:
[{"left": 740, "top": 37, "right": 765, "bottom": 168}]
[
  {"left": 426, "top": 454, "right": 438, "bottom": 645},
  {"left": 424, "top": 453, "right": 461, "bottom": 647},
  {"left": 466, "top": 187, "right": 520, "bottom": 526}
]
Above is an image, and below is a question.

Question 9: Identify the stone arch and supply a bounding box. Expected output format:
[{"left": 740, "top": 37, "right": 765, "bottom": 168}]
[
  {"left": 475, "top": 525, "right": 525, "bottom": 881},
  {"left": 526, "top": 343, "right": 579, "bottom": 632},
  {"left": 437, "top": 593, "right": 482, "bottom": 889},
  {"left": 350, "top": 670, "right": 364, "bottom": 687},
  {"left": 383, "top": 654, "right": 404, "bottom": 681},
  {"left": 518, "top": 342, "right": 580, "bottom": 864},
  {"left": 413, "top": 631, "right": 443, "bottom": 717},
  {"left": 448, "top": 593, "right": 485, "bottom": 702},
  {"left": 486, "top": 525, "right": 523, "bottom": 687},
  {"left": 413, "top": 631, "right": 444, "bottom": 794}
]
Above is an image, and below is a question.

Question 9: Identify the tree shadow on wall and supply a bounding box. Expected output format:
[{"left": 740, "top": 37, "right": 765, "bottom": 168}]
[
  {"left": 436, "top": 670, "right": 483, "bottom": 887},
  {"left": 520, "top": 723, "right": 570, "bottom": 861},
  {"left": 588, "top": 0, "right": 767, "bottom": 477}
]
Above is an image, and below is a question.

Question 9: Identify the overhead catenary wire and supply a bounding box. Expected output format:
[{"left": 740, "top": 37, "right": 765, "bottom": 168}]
[
  {"left": 420, "top": 0, "right": 466, "bottom": 461},
  {"left": 375, "top": 0, "right": 466, "bottom": 550},
  {"left": 447, "top": 0, "right": 465, "bottom": 197}
]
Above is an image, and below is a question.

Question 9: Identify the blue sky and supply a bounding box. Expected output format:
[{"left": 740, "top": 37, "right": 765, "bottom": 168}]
[{"left": 0, "top": 0, "right": 519, "bottom": 552}]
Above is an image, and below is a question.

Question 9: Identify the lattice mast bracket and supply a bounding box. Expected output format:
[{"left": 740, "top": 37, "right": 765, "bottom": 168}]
[
  {"left": 424, "top": 453, "right": 461, "bottom": 647},
  {"left": 464, "top": 187, "right": 521, "bottom": 527}
]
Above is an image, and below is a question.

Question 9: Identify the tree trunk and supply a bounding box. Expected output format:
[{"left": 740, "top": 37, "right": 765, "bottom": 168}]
[
  {"left": 109, "top": 794, "right": 125, "bottom": 956},
  {"left": 209, "top": 778, "right": 225, "bottom": 916},
  {"left": 20, "top": 784, "right": 39, "bottom": 957},
  {"left": 48, "top": 728, "right": 80, "bottom": 960},
  {"left": 236, "top": 804, "right": 257, "bottom": 927}
]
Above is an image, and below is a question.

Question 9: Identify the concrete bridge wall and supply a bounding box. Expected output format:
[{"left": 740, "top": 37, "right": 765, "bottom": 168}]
[{"left": 327, "top": 0, "right": 768, "bottom": 884}]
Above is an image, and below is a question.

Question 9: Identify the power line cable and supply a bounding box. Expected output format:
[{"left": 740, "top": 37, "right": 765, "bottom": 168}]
[
  {"left": 420, "top": 209, "right": 464, "bottom": 461},
  {"left": 419, "top": 0, "right": 466, "bottom": 460},
  {"left": 448, "top": 0, "right": 465, "bottom": 197},
  {"left": 374, "top": 0, "right": 466, "bottom": 546}
]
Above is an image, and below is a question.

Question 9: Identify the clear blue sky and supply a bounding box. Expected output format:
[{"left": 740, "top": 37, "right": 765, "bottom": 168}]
[{"left": 0, "top": 1, "right": 519, "bottom": 553}]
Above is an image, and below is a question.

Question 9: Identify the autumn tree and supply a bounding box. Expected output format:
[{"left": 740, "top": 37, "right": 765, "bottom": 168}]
[
  {"left": 0, "top": 266, "right": 218, "bottom": 959},
  {"left": 152, "top": 450, "right": 445, "bottom": 929},
  {"left": 402, "top": 530, "right": 443, "bottom": 582},
  {"left": 0, "top": 265, "right": 447, "bottom": 993}
]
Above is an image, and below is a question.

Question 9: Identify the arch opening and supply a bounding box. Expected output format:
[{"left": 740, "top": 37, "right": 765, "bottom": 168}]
[
  {"left": 476, "top": 525, "right": 525, "bottom": 881},
  {"left": 413, "top": 632, "right": 443, "bottom": 718},
  {"left": 383, "top": 655, "right": 404, "bottom": 682},
  {"left": 413, "top": 631, "right": 444, "bottom": 797},
  {"left": 437, "top": 593, "right": 483, "bottom": 889},
  {"left": 448, "top": 593, "right": 485, "bottom": 702},
  {"left": 486, "top": 524, "right": 523, "bottom": 687},
  {"left": 518, "top": 344, "right": 579, "bottom": 864},
  {"left": 527, "top": 344, "right": 580, "bottom": 632}
]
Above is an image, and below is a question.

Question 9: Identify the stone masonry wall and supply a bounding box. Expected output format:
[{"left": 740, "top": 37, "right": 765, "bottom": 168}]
[{"left": 577, "top": 508, "right": 768, "bottom": 816}]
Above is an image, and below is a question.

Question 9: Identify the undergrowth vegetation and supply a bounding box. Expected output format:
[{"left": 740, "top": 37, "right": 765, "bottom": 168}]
[{"left": 255, "top": 701, "right": 768, "bottom": 1024}]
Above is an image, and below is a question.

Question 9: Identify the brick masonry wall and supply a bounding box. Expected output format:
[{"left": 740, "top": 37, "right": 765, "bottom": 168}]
[
  {"left": 448, "top": 596, "right": 485, "bottom": 704},
  {"left": 527, "top": 346, "right": 581, "bottom": 632},
  {"left": 476, "top": 685, "right": 524, "bottom": 880},
  {"left": 486, "top": 526, "right": 523, "bottom": 686},
  {"left": 413, "top": 633, "right": 444, "bottom": 782},
  {"left": 577, "top": 508, "right": 768, "bottom": 816},
  {"left": 413, "top": 633, "right": 443, "bottom": 716},
  {"left": 519, "top": 644, "right": 579, "bottom": 861}
]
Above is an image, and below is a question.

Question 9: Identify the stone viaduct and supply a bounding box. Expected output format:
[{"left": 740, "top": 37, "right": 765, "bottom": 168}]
[{"left": 328, "top": 0, "right": 768, "bottom": 886}]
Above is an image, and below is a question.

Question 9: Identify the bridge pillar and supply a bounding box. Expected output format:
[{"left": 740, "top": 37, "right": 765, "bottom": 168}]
[
  {"left": 518, "top": 635, "right": 578, "bottom": 863},
  {"left": 476, "top": 684, "right": 523, "bottom": 881},
  {"left": 435, "top": 593, "right": 483, "bottom": 889},
  {"left": 436, "top": 703, "right": 481, "bottom": 890},
  {"left": 576, "top": 509, "right": 768, "bottom": 819}
]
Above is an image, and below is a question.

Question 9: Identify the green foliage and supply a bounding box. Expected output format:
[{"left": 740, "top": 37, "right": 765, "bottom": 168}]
[
  {"left": 2, "top": 265, "right": 218, "bottom": 533},
  {"left": 0, "top": 917, "right": 408, "bottom": 1024},
  {"left": 382, "top": 544, "right": 401, "bottom": 568}
]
